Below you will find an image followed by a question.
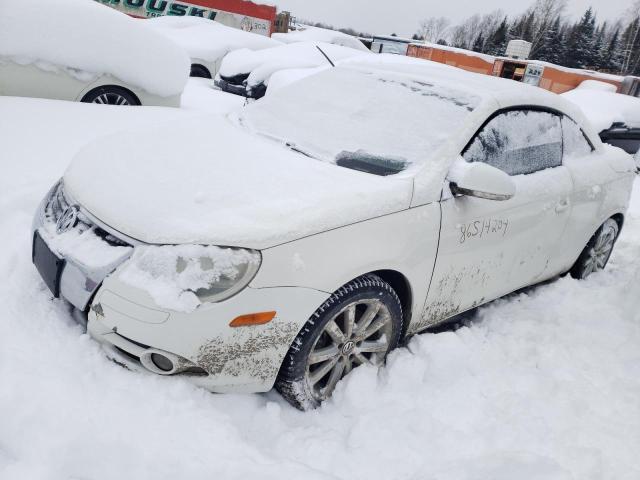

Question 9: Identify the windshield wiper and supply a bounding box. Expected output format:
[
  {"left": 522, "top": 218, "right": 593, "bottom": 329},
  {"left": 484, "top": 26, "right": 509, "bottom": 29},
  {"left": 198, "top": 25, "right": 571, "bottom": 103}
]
[
  {"left": 336, "top": 150, "right": 408, "bottom": 176},
  {"left": 285, "top": 141, "right": 317, "bottom": 159}
]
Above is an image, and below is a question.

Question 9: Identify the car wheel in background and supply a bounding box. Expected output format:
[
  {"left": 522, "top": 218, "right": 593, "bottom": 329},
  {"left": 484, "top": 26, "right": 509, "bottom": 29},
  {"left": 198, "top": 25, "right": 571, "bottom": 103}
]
[
  {"left": 276, "top": 275, "right": 403, "bottom": 410},
  {"left": 570, "top": 218, "right": 620, "bottom": 279},
  {"left": 190, "top": 64, "right": 212, "bottom": 79},
  {"left": 81, "top": 86, "right": 139, "bottom": 106}
]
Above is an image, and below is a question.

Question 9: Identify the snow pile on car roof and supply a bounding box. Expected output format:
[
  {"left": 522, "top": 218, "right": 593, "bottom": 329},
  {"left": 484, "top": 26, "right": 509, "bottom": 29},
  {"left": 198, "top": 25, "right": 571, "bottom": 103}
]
[
  {"left": 142, "top": 16, "right": 281, "bottom": 63},
  {"left": 0, "top": 0, "right": 190, "bottom": 97},
  {"left": 562, "top": 86, "right": 640, "bottom": 132},
  {"left": 219, "top": 42, "right": 368, "bottom": 86},
  {"left": 273, "top": 26, "right": 370, "bottom": 52}
]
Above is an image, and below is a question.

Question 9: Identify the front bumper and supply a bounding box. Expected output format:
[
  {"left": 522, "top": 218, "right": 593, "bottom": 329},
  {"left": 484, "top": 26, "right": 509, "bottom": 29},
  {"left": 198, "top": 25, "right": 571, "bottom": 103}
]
[
  {"left": 88, "top": 276, "right": 328, "bottom": 392},
  {"left": 32, "top": 181, "right": 329, "bottom": 393}
]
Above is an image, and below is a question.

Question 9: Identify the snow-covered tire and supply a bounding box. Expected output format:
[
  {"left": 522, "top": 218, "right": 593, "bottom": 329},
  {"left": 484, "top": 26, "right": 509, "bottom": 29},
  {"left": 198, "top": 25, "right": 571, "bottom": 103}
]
[
  {"left": 276, "top": 274, "right": 403, "bottom": 411},
  {"left": 81, "top": 86, "right": 139, "bottom": 106},
  {"left": 190, "top": 64, "right": 212, "bottom": 79},
  {"left": 570, "top": 218, "right": 620, "bottom": 280}
]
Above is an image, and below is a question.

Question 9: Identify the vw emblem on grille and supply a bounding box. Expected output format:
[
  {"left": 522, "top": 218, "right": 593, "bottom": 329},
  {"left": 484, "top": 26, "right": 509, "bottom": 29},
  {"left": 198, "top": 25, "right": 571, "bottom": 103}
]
[{"left": 56, "top": 206, "right": 79, "bottom": 234}]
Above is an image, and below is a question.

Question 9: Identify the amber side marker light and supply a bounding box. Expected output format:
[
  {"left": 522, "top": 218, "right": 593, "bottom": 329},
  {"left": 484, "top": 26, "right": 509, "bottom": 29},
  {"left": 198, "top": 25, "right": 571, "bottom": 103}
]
[{"left": 229, "top": 311, "right": 277, "bottom": 328}]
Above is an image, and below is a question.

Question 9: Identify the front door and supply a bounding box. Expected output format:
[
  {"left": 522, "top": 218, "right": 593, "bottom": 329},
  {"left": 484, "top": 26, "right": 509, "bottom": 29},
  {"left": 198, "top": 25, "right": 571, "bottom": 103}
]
[{"left": 414, "top": 108, "right": 573, "bottom": 332}]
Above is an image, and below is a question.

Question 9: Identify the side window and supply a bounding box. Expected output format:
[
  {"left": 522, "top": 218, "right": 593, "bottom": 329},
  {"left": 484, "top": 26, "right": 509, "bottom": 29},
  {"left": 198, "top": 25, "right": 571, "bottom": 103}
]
[
  {"left": 561, "top": 116, "right": 594, "bottom": 158},
  {"left": 463, "top": 110, "right": 563, "bottom": 176}
]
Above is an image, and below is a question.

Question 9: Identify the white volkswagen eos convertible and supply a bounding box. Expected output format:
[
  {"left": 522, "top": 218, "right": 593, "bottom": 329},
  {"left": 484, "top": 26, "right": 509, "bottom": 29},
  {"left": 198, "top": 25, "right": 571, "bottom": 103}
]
[{"left": 32, "top": 62, "right": 635, "bottom": 410}]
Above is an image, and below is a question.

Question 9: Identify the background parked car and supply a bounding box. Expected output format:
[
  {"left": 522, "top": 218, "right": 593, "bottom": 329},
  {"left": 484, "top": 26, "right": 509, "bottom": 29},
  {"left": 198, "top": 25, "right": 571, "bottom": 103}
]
[
  {"left": 562, "top": 80, "right": 640, "bottom": 169},
  {"left": 215, "top": 41, "right": 369, "bottom": 98},
  {"left": 142, "top": 16, "right": 281, "bottom": 80},
  {"left": 0, "top": 0, "right": 189, "bottom": 106}
]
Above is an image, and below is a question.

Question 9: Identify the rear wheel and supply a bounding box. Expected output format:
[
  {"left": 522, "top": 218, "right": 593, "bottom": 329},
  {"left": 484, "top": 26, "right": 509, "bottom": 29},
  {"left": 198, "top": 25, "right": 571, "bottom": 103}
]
[
  {"left": 81, "top": 86, "right": 139, "bottom": 106},
  {"left": 190, "top": 64, "right": 212, "bottom": 79},
  {"left": 570, "top": 218, "right": 620, "bottom": 279},
  {"left": 276, "top": 275, "right": 403, "bottom": 410}
]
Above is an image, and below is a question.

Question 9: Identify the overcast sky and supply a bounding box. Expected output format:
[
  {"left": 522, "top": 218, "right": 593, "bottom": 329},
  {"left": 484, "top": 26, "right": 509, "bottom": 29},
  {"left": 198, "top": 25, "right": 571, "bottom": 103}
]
[{"left": 272, "top": 0, "right": 632, "bottom": 37}]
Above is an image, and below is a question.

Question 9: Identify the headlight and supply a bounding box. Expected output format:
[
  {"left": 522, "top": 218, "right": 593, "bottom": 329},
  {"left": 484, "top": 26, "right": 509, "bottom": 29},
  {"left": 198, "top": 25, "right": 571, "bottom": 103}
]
[{"left": 119, "top": 244, "right": 261, "bottom": 312}]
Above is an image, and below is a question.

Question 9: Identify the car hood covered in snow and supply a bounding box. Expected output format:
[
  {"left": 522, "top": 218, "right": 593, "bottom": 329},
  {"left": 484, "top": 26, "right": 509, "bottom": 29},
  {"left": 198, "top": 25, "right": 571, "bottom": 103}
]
[{"left": 63, "top": 116, "right": 413, "bottom": 250}]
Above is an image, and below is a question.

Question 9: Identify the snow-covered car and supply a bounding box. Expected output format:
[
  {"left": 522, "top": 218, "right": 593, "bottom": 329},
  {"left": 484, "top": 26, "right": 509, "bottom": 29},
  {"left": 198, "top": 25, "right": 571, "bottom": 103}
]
[
  {"left": 32, "top": 63, "right": 635, "bottom": 410},
  {"left": 272, "top": 25, "right": 369, "bottom": 52},
  {"left": 0, "top": 0, "right": 189, "bottom": 106},
  {"left": 142, "top": 16, "right": 281, "bottom": 80},
  {"left": 562, "top": 81, "right": 640, "bottom": 170},
  {"left": 215, "top": 41, "right": 369, "bottom": 98}
]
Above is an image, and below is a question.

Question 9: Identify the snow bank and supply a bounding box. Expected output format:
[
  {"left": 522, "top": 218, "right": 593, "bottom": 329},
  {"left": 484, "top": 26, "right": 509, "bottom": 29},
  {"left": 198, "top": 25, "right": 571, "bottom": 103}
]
[
  {"left": 142, "top": 16, "right": 280, "bottom": 63},
  {"left": 219, "top": 42, "right": 368, "bottom": 86},
  {"left": 562, "top": 88, "right": 640, "bottom": 132},
  {"left": 273, "top": 25, "right": 370, "bottom": 52},
  {"left": 577, "top": 79, "right": 618, "bottom": 93},
  {"left": 119, "top": 245, "right": 259, "bottom": 312},
  {"left": 0, "top": 0, "right": 190, "bottom": 97}
]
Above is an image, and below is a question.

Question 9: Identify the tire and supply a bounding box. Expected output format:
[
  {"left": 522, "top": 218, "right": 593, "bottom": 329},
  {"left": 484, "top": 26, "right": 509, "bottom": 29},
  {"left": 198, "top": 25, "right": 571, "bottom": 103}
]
[
  {"left": 276, "top": 275, "right": 403, "bottom": 410},
  {"left": 190, "top": 64, "right": 212, "bottom": 79},
  {"left": 81, "top": 86, "right": 139, "bottom": 106},
  {"left": 570, "top": 218, "right": 620, "bottom": 280}
]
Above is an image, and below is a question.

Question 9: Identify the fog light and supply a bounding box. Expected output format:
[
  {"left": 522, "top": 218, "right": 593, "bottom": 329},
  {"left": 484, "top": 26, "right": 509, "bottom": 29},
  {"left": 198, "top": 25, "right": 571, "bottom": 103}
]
[{"left": 151, "top": 353, "right": 174, "bottom": 372}]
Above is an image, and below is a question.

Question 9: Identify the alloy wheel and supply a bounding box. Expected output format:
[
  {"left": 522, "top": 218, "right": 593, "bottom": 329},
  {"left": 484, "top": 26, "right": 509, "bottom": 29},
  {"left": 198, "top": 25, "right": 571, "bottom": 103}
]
[
  {"left": 582, "top": 221, "right": 617, "bottom": 276},
  {"left": 305, "top": 299, "right": 394, "bottom": 402},
  {"left": 91, "top": 93, "right": 131, "bottom": 106}
]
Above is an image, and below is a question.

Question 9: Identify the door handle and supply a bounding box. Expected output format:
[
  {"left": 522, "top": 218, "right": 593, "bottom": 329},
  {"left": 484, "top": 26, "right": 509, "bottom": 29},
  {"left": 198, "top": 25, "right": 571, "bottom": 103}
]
[{"left": 555, "top": 199, "right": 570, "bottom": 213}]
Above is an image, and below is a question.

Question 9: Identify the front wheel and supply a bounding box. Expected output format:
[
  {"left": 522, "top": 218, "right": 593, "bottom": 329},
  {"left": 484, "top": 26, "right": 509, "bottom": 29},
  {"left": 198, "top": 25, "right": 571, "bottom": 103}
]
[
  {"left": 570, "top": 218, "right": 620, "bottom": 279},
  {"left": 276, "top": 275, "right": 403, "bottom": 410}
]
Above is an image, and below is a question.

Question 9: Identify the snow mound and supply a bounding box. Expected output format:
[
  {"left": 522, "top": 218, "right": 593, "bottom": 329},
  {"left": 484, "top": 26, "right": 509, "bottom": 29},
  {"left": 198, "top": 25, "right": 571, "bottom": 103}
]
[
  {"left": 562, "top": 88, "right": 640, "bottom": 132},
  {"left": 273, "top": 26, "right": 370, "bottom": 52},
  {"left": 0, "top": 0, "right": 190, "bottom": 97},
  {"left": 219, "top": 42, "right": 368, "bottom": 86},
  {"left": 142, "top": 16, "right": 280, "bottom": 63},
  {"left": 576, "top": 79, "right": 618, "bottom": 93}
]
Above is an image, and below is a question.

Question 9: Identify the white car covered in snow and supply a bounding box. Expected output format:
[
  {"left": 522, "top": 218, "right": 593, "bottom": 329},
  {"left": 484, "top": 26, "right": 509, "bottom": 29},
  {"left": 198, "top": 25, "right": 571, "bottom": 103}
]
[
  {"left": 216, "top": 41, "right": 369, "bottom": 98},
  {"left": 0, "top": 0, "right": 189, "bottom": 107},
  {"left": 562, "top": 81, "right": 640, "bottom": 171},
  {"left": 32, "top": 63, "right": 635, "bottom": 410},
  {"left": 272, "top": 25, "right": 369, "bottom": 52},
  {"left": 142, "top": 16, "right": 281, "bottom": 80}
]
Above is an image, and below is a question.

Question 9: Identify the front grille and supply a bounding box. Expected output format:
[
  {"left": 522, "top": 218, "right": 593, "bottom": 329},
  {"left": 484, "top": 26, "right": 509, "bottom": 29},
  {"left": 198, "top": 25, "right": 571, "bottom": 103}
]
[{"left": 45, "top": 182, "right": 131, "bottom": 248}]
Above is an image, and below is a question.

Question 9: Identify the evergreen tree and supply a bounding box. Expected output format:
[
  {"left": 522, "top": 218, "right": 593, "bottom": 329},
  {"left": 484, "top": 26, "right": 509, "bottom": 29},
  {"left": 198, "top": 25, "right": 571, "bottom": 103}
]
[
  {"left": 565, "top": 8, "right": 596, "bottom": 68},
  {"left": 484, "top": 17, "right": 509, "bottom": 56},
  {"left": 534, "top": 16, "right": 561, "bottom": 63},
  {"left": 603, "top": 28, "right": 624, "bottom": 72},
  {"left": 472, "top": 33, "right": 485, "bottom": 52}
]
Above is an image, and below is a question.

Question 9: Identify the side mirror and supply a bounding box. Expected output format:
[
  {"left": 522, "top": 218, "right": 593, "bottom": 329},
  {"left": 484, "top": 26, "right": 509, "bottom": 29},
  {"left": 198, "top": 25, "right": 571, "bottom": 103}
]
[{"left": 448, "top": 161, "right": 516, "bottom": 201}]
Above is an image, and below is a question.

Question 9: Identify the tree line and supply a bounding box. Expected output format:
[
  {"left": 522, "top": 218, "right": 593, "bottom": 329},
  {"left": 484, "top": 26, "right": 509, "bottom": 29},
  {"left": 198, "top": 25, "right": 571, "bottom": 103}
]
[{"left": 414, "top": 0, "right": 640, "bottom": 76}]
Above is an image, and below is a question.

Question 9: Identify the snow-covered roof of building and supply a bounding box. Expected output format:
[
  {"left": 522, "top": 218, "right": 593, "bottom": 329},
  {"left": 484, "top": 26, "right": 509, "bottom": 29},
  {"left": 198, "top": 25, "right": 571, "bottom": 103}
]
[
  {"left": 0, "top": 0, "right": 190, "bottom": 97},
  {"left": 142, "top": 16, "right": 281, "bottom": 63}
]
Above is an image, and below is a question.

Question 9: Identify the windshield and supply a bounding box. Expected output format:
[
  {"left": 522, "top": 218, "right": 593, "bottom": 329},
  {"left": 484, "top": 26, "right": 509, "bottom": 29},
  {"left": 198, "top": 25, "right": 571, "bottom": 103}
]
[{"left": 238, "top": 67, "right": 480, "bottom": 174}]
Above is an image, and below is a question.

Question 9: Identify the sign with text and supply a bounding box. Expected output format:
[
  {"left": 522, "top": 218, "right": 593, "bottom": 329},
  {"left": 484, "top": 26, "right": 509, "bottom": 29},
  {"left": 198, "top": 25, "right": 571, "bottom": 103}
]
[{"left": 96, "top": 0, "right": 275, "bottom": 36}]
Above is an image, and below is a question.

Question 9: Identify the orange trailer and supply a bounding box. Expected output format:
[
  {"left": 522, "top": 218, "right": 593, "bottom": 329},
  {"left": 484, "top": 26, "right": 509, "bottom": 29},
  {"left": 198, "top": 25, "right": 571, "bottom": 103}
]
[{"left": 407, "top": 43, "right": 625, "bottom": 94}]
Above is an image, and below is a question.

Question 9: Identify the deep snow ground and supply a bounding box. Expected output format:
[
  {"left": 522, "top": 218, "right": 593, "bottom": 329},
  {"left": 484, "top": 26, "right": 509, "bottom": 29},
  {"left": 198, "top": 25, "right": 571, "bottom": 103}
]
[{"left": 0, "top": 89, "right": 639, "bottom": 480}]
